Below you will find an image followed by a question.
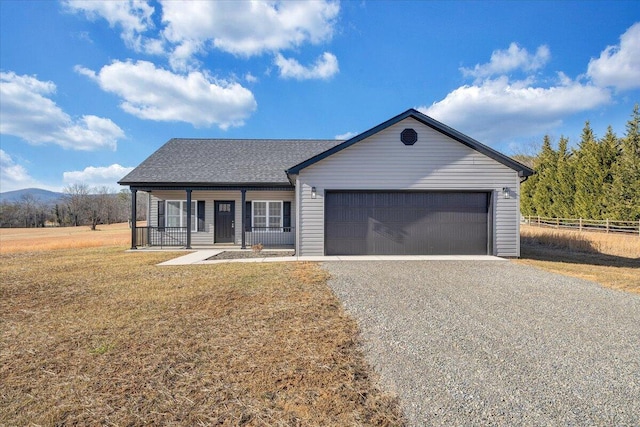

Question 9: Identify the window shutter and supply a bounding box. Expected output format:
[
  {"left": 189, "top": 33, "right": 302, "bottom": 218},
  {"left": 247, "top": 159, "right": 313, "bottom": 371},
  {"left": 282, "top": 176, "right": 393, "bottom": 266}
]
[
  {"left": 283, "top": 201, "right": 291, "bottom": 231},
  {"left": 197, "top": 201, "right": 205, "bottom": 232},
  {"left": 157, "top": 201, "right": 165, "bottom": 231},
  {"left": 245, "top": 201, "right": 252, "bottom": 231}
]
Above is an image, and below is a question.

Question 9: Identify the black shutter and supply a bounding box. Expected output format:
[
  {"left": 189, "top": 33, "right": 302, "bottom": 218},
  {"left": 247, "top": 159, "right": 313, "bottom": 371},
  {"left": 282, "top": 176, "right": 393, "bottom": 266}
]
[
  {"left": 157, "top": 201, "right": 165, "bottom": 231},
  {"left": 283, "top": 201, "right": 291, "bottom": 231},
  {"left": 245, "top": 201, "right": 252, "bottom": 231},
  {"left": 197, "top": 201, "right": 205, "bottom": 232}
]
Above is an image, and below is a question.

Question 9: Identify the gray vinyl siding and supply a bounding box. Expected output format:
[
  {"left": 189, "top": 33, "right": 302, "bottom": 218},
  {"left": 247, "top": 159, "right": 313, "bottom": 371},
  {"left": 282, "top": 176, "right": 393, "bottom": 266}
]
[
  {"left": 296, "top": 117, "right": 521, "bottom": 257},
  {"left": 149, "top": 190, "right": 294, "bottom": 246}
]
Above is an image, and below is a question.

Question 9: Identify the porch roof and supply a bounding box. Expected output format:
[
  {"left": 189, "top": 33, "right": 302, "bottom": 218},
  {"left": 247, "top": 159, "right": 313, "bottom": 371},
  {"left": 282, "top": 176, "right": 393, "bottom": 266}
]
[{"left": 119, "top": 138, "right": 342, "bottom": 187}]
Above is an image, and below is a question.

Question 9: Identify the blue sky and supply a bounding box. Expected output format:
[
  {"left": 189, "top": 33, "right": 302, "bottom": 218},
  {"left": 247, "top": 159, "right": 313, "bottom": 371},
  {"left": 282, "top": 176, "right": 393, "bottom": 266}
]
[{"left": 1, "top": 0, "right": 639, "bottom": 192}]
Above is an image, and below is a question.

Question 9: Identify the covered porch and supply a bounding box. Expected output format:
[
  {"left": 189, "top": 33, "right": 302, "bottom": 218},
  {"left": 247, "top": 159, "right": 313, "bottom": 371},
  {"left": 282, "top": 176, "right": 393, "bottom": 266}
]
[{"left": 128, "top": 186, "right": 295, "bottom": 250}]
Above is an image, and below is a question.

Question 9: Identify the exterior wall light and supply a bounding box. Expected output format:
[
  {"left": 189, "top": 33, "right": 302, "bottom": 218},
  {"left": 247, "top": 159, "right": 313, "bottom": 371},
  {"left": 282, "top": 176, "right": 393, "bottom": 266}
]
[
  {"left": 311, "top": 186, "right": 317, "bottom": 199},
  {"left": 502, "top": 187, "right": 510, "bottom": 199}
]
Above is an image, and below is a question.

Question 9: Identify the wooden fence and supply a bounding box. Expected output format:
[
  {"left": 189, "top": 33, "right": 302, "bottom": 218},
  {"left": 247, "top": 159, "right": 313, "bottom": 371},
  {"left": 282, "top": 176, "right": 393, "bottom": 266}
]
[{"left": 522, "top": 216, "right": 640, "bottom": 236}]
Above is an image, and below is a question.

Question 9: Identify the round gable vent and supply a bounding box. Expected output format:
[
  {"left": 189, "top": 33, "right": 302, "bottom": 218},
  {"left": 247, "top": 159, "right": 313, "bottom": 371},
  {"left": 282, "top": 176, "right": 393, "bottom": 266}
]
[{"left": 401, "top": 128, "right": 417, "bottom": 145}]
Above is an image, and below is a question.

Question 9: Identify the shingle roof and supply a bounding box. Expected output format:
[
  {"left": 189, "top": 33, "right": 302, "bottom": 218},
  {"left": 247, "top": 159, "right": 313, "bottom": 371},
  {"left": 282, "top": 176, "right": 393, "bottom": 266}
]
[{"left": 119, "top": 139, "right": 342, "bottom": 186}]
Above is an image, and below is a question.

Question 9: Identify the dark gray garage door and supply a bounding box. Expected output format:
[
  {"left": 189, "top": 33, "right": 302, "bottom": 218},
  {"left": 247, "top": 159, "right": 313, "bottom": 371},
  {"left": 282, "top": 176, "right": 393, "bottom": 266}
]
[{"left": 325, "top": 191, "right": 489, "bottom": 255}]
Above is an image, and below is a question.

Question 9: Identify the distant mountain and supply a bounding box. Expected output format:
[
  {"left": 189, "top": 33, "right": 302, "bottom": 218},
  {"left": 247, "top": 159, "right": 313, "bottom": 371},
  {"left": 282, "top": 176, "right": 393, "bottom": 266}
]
[{"left": 0, "top": 188, "right": 65, "bottom": 204}]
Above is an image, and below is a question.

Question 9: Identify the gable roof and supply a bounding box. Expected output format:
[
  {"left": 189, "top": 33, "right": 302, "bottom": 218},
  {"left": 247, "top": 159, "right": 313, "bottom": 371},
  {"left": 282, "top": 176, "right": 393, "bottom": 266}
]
[
  {"left": 119, "top": 138, "right": 342, "bottom": 187},
  {"left": 285, "top": 109, "right": 535, "bottom": 177}
]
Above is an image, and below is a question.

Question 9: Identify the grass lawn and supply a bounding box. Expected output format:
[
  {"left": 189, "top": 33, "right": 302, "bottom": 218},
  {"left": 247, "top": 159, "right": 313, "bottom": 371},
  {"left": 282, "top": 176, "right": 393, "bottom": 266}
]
[
  {"left": 0, "top": 241, "right": 403, "bottom": 425},
  {"left": 517, "top": 225, "right": 640, "bottom": 294}
]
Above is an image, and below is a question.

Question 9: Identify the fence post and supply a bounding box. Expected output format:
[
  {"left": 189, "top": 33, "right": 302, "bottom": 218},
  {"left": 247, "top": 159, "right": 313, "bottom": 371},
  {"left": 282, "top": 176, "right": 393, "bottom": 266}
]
[
  {"left": 579, "top": 218, "right": 582, "bottom": 231},
  {"left": 537, "top": 215, "right": 540, "bottom": 227},
  {"left": 606, "top": 218, "right": 609, "bottom": 233},
  {"left": 556, "top": 217, "right": 559, "bottom": 228}
]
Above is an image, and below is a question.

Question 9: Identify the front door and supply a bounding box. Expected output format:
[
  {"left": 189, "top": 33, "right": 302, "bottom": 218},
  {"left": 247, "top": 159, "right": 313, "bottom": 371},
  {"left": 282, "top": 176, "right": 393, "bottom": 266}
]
[{"left": 214, "top": 201, "right": 235, "bottom": 243}]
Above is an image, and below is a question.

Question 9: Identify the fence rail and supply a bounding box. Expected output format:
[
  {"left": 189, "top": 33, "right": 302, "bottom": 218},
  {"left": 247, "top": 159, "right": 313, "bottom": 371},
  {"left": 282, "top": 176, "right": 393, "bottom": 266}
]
[{"left": 522, "top": 216, "right": 640, "bottom": 236}]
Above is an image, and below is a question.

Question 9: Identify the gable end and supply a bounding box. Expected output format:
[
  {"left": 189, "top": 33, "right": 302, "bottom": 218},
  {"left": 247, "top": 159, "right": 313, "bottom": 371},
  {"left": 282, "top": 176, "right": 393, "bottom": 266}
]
[{"left": 286, "top": 109, "right": 534, "bottom": 177}]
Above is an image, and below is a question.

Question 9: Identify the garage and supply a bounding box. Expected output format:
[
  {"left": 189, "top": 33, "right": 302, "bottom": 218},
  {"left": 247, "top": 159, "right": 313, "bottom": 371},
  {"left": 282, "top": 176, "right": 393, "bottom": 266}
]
[{"left": 325, "top": 191, "right": 490, "bottom": 255}]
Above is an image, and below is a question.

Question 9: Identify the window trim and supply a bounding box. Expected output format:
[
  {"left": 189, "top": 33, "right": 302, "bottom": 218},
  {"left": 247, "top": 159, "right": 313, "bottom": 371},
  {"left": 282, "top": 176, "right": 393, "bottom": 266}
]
[
  {"left": 251, "top": 200, "right": 283, "bottom": 231},
  {"left": 165, "top": 200, "right": 198, "bottom": 232}
]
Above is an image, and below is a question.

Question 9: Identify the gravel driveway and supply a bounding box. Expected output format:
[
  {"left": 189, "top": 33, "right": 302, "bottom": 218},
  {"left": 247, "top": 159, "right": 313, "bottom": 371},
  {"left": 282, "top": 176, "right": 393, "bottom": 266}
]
[{"left": 323, "top": 261, "right": 640, "bottom": 426}]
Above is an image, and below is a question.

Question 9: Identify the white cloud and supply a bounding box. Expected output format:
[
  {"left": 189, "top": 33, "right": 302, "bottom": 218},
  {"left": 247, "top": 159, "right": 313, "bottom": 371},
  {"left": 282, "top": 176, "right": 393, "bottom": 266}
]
[
  {"left": 0, "top": 150, "right": 57, "bottom": 192},
  {"left": 416, "top": 35, "right": 640, "bottom": 144},
  {"left": 0, "top": 71, "right": 125, "bottom": 151},
  {"left": 587, "top": 22, "right": 640, "bottom": 90},
  {"left": 461, "top": 43, "right": 550, "bottom": 81},
  {"left": 66, "top": 0, "right": 342, "bottom": 79},
  {"left": 76, "top": 60, "right": 257, "bottom": 129},
  {"left": 63, "top": 164, "right": 134, "bottom": 188},
  {"left": 64, "top": 0, "right": 155, "bottom": 51},
  {"left": 245, "top": 72, "right": 258, "bottom": 83},
  {"left": 419, "top": 75, "right": 611, "bottom": 143},
  {"left": 159, "top": 0, "right": 339, "bottom": 68},
  {"left": 335, "top": 131, "right": 358, "bottom": 140},
  {"left": 275, "top": 52, "right": 339, "bottom": 80}
]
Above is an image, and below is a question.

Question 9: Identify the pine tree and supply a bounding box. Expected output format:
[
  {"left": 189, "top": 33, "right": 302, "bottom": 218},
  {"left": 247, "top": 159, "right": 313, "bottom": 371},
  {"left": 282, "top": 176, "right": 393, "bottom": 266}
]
[
  {"left": 520, "top": 172, "right": 537, "bottom": 217},
  {"left": 574, "top": 121, "right": 603, "bottom": 219},
  {"left": 599, "top": 126, "right": 620, "bottom": 218},
  {"left": 532, "top": 135, "right": 557, "bottom": 217},
  {"left": 609, "top": 104, "right": 640, "bottom": 220},
  {"left": 552, "top": 136, "right": 575, "bottom": 218}
]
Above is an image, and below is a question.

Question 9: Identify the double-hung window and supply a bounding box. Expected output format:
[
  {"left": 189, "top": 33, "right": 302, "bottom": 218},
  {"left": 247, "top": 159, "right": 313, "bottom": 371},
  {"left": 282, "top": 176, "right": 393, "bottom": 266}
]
[
  {"left": 252, "top": 201, "right": 282, "bottom": 231},
  {"left": 166, "top": 200, "right": 197, "bottom": 231}
]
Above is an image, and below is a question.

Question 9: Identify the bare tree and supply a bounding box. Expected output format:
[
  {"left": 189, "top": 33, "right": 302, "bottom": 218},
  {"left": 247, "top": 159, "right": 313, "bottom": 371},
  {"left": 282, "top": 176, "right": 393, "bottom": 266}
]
[
  {"left": 87, "top": 186, "right": 118, "bottom": 230},
  {"left": 18, "top": 194, "right": 50, "bottom": 228},
  {"left": 64, "top": 183, "right": 90, "bottom": 227},
  {"left": 0, "top": 201, "right": 21, "bottom": 227}
]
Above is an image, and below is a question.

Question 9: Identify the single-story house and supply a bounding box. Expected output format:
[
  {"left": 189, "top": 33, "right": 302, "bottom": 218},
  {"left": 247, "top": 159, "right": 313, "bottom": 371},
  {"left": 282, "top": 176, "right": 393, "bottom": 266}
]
[{"left": 119, "top": 109, "right": 534, "bottom": 257}]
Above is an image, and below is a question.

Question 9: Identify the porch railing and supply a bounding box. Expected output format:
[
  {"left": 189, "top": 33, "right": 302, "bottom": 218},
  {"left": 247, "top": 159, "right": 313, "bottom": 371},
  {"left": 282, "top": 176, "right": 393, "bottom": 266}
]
[
  {"left": 134, "top": 226, "right": 294, "bottom": 248},
  {"left": 135, "top": 226, "right": 187, "bottom": 247},
  {"left": 245, "top": 227, "right": 295, "bottom": 247}
]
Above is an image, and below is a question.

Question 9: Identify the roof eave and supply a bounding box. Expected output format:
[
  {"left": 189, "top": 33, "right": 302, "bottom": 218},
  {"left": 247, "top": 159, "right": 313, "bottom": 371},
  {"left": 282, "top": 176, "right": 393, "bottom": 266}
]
[{"left": 119, "top": 181, "right": 294, "bottom": 189}]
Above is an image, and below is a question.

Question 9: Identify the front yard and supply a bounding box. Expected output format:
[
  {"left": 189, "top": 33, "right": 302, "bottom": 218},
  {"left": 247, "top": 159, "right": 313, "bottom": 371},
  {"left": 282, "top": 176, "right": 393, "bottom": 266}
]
[{"left": 0, "top": 246, "right": 403, "bottom": 425}]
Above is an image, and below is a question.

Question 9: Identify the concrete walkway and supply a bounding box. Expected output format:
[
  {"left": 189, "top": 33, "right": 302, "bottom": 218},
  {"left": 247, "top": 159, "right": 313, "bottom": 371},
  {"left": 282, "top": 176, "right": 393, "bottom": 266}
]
[{"left": 157, "top": 250, "right": 506, "bottom": 266}]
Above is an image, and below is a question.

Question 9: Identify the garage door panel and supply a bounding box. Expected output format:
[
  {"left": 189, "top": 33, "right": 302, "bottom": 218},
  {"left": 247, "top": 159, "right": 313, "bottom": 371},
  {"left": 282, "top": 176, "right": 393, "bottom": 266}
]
[{"left": 325, "top": 191, "right": 489, "bottom": 255}]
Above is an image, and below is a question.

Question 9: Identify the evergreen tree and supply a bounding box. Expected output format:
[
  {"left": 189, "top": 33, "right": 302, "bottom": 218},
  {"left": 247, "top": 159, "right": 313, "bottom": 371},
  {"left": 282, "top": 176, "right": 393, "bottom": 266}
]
[
  {"left": 531, "top": 135, "right": 557, "bottom": 217},
  {"left": 552, "top": 136, "right": 575, "bottom": 218},
  {"left": 610, "top": 104, "right": 640, "bottom": 220},
  {"left": 599, "top": 126, "right": 621, "bottom": 218},
  {"left": 520, "top": 172, "right": 537, "bottom": 217},
  {"left": 574, "top": 121, "right": 603, "bottom": 219}
]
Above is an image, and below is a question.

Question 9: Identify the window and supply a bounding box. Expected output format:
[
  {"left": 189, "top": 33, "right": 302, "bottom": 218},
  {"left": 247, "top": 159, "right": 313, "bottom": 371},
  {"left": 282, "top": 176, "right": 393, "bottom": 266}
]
[
  {"left": 252, "top": 201, "right": 282, "bottom": 230},
  {"left": 166, "top": 200, "right": 197, "bottom": 231}
]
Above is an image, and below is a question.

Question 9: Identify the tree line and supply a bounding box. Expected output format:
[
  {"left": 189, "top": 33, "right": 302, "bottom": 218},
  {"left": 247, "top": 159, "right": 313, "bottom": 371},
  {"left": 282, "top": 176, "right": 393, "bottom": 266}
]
[
  {"left": 518, "top": 104, "right": 640, "bottom": 221},
  {"left": 0, "top": 184, "right": 147, "bottom": 229}
]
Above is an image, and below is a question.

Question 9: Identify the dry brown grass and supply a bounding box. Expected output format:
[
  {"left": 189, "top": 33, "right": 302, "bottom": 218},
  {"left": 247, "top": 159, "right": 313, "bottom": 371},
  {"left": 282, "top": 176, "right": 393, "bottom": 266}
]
[
  {"left": 0, "top": 222, "right": 136, "bottom": 253},
  {"left": 517, "top": 225, "right": 640, "bottom": 294},
  {"left": 0, "top": 242, "right": 403, "bottom": 425},
  {"left": 520, "top": 224, "right": 640, "bottom": 258}
]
